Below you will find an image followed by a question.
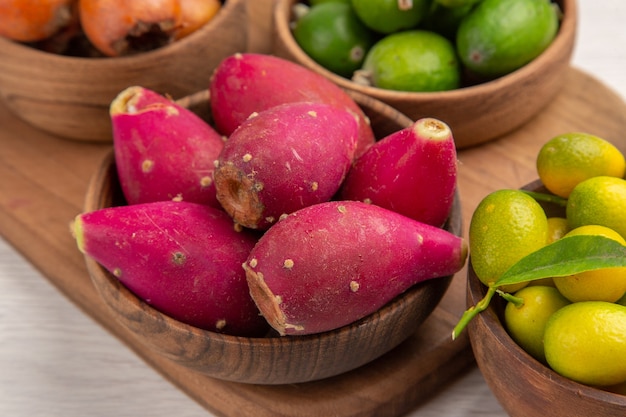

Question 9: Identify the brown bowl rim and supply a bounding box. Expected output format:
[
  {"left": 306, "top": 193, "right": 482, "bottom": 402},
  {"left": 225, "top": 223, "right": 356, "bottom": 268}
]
[
  {"left": 82, "top": 92, "right": 464, "bottom": 384},
  {"left": 467, "top": 179, "right": 626, "bottom": 407},
  {"left": 0, "top": 0, "right": 245, "bottom": 65},
  {"left": 84, "top": 152, "right": 461, "bottom": 383},
  {"left": 273, "top": 0, "right": 577, "bottom": 101}
]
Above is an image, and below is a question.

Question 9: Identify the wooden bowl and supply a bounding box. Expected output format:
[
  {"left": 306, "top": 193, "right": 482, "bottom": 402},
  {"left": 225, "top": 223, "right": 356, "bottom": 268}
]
[
  {"left": 467, "top": 179, "right": 626, "bottom": 416},
  {"left": 82, "top": 91, "right": 464, "bottom": 385},
  {"left": 272, "top": 0, "right": 577, "bottom": 148},
  {"left": 0, "top": 0, "right": 246, "bottom": 142}
]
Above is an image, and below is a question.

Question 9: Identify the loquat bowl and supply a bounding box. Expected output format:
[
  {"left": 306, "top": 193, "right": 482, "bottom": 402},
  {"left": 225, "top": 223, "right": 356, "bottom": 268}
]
[
  {"left": 81, "top": 90, "right": 463, "bottom": 385},
  {"left": 272, "top": 0, "right": 577, "bottom": 149},
  {"left": 0, "top": 0, "right": 247, "bottom": 142},
  {"left": 467, "top": 179, "right": 626, "bottom": 417}
]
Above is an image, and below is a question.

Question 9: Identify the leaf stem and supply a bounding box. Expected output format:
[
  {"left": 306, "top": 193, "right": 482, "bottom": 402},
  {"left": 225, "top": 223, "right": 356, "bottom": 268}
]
[
  {"left": 452, "top": 285, "right": 497, "bottom": 340},
  {"left": 497, "top": 290, "right": 524, "bottom": 307},
  {"left": 521, "top": 190, "right": 567, "bottom": 207}
]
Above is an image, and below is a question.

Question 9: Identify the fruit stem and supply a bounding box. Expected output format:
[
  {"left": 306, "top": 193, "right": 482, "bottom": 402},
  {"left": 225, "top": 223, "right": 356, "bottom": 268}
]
[
  {"left": 497, "top": 289, "right": 524, "bottom": 308},
  {"left": 352, "top": 69, "right": 373, "bottom": 87},
  {"left": 452, "top": 285, "right": 497, "bottom": 340},
  {"left": 522, "top": 190, "right": 567, "bottom": 207}
]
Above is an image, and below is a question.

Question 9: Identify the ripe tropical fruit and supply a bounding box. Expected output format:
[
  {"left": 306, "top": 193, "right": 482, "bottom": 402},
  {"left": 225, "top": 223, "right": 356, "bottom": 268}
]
[
  {"left": 536, "top": 132, "right": 626, "bottom": 198},
  {"left": 0, "top": 0, "right": 76, "bottom": 42},
  {"left": 292, "top": 2, "right": 377, "bottom": 78},
  {"left": 73, "top": 200, "right": 269, "bottom": 337},
  {"left": 243, "top": 200, "right": 467, "bottom": 335},
  {"left": 504, "top": 285, "right": 570, "bottom": 362},
  {"left": 338, "top": 117, "right": 457, "bottom": 227},
  {"left": 566, "top": 176, "right": 626, "bottom": 240},
  {"left": 110, "top": 86, "right": 225, "bottom": 209},
  {"left": 546, "top": 216, "right": 570, "bottom": 244},
  {"left": 435, "top": 0, "right": 483, "bottom": 7},
  {"left": 79, "top": 0, "right": 184, "bottom": 57},
  {"left": 469, "top": 189, "right": 548, "bottom": 293},
  {"left": 213, "top": 102, "right": 359, "bottom": 230},
  {"left": 421, "top": 2, "right": 473, "bottom": 41},
  {"left": 351, "top": 0, "right": 430, "bottom": 34},
  {"left": 209, "top": 53, "right": 375, "bottom": 157},
  {"left": 456, "top": 0, "right": 559, "bottom": 77},
  {"left": 175, "top": 0, "right": 221, "bottom": 40},
  {"left": 544, "top": 301, "right": 626, "bottom": 386},
  {"left": 356, "top": 30, "right": 460, "bottom": 92},
  {"left": 552, "top": 225, "right": 626, "bottom": 303}
]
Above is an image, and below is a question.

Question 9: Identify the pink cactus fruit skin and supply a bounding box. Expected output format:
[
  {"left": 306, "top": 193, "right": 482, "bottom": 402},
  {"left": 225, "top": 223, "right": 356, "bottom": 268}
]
[
  {"left": 110, "top": 86, "right": 225, "bottom": 209},
  {"left": 213, "top": 101, "right": 359, "bottom": 231},
  {"left": 243, "top": 200, "right": 468, "bottom": 336},
  {"left": 73, "top": 200, "right": 269, "bottom": 337},
  {"left": 338, "top": 118, "right": 458, "bottom": 228},
  {"left": 209, "top": 52, "right": 375, "bottom": 158}
]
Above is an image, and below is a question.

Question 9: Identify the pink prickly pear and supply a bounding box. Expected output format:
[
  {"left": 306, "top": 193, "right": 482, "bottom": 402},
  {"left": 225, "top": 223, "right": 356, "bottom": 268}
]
[
  {"left": 73, "top": 200, "right": 269, "bottom": 337},
  {"left": 243, "top": 200, "right": 467, "bottom": 336},
  {"left": 209, "top": 52, "right": 375, "bottom": 157},
  {"left": 110, "top": 86, "right": 225, "bottom": 208},
  {"left": 214, "top": 101, "right": 359, "bottom": 230},
  {"left": 339, "top": 118, "right": 458, "bottom": 227}
]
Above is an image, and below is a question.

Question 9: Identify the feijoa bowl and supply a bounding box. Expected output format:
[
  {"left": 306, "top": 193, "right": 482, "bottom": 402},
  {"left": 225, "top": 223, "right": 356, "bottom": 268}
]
[{"left": 272, "top": 0, "right": 577, "bottom": 148}]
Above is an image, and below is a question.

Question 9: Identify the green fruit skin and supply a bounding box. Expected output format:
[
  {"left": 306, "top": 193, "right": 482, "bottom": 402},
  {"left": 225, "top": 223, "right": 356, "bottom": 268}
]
[
  {"left": 362, "top": 30, "right": 461, "bottom": 92},
  {"left": 456, "top": 0, "right": 559, "bottom": 77},
  {"left": 422, "top": 3, "right": 474, "bottom": 41},
  {"left": 309, "top": 0, "right": 350, "bottom": 5},
  {"left": 293, "top": 3, "right": 377, "bottom": 78},
  {"left": 469, "top": 189, "right": 548, "bottom": 286},
  {"left": 351, "top": 0, "right": 431, "bottom": 34},
  {"left": 436, "top": 0, "right": 483, "bottom": 8}
]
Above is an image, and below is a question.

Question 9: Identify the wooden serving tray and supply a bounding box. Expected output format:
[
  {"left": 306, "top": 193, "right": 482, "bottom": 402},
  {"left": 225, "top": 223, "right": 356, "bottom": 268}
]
[{"left": 0, "top": 68, "right": 624, "bottom": 417}]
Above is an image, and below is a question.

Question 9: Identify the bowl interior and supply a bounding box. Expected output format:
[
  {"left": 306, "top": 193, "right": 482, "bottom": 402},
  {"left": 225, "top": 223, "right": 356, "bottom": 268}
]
[
  {"left": 83, "top": 93, "right": 463, "bottom": 385},
  {"left": 272, "top": 0, "right": 577, "bottom": 148},
  {"left": 0, "top": 0, "right": 248, "bottom": 142},
  {"left": 467, "top": 179, "right": 626, "bottom": 416}
]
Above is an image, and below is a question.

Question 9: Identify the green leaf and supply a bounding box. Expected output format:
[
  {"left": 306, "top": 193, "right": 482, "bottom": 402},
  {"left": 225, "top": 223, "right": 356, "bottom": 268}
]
[
  {"left": 495, "top": 235, "right": 626, "bottom": 286},
  {"left": 521, "top": 190, "right": 568, "bottom": 207}
]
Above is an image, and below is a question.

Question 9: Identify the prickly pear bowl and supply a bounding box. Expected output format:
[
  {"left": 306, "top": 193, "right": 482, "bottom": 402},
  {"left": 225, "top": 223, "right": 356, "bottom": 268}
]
[
  {"left": 467, "top": 179, "right": 626, "bottom": 417},
  {"left": 82, "top": 91, "right": 463, "bottom": 385},
  {"left": 272, "top": 0, "right": 576, "bottom": 149},
  {"left": 0, "top": 0, "right": 246, "bottom": 143}
]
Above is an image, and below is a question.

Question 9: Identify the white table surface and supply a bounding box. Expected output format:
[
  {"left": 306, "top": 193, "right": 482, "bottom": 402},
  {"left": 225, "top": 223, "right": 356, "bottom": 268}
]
[{"left": 1, "top": 2, "right": 625, "bottom": 416}]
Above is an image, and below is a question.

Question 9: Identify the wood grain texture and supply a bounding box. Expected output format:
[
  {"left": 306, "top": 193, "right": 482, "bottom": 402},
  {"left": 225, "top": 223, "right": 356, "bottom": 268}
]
[
  {"left": 1, "top": 2, "right": 625, "bottom": 416},
  {"left": 246, "top": 0, "right": 274, "bottom": 53},
  {"left": 0, "top": 93, "right": 473, "bottom": 416},
  {"left": 0, "top": 67, "right": 624, "bottom": 417}
]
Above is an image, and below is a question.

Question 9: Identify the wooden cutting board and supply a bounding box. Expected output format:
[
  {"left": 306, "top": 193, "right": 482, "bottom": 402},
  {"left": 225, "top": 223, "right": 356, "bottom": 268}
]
[{"left": 0, "top": 66, "right": 625, "bottom": 417}]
